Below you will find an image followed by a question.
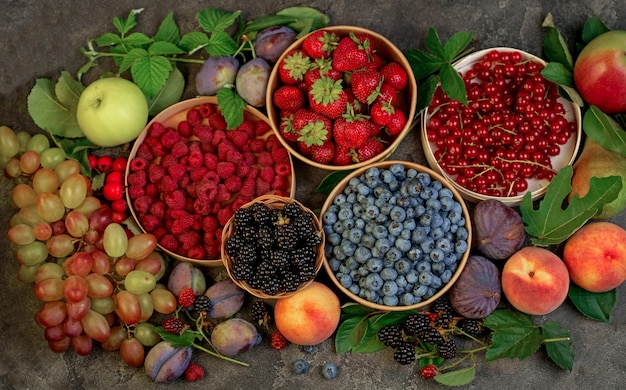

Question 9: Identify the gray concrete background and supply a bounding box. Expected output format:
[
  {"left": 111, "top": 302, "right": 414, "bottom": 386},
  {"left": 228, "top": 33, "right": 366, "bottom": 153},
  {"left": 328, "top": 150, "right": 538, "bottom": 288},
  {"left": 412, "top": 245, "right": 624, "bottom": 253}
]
[{"left": 1, "top": 1, "right": 626, "bottom": 389}]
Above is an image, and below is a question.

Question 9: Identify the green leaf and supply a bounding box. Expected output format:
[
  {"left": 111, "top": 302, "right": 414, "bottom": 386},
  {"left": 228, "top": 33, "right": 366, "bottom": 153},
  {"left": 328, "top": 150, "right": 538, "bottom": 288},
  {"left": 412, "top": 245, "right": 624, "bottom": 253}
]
[
  {"left": 278, "top": 6, "right": 330, "bottom": 33},
  {"left": 583, "top": 106, "right": 626, "bottom": 157},
  {"left": 444, "top": 31, "right": 473, "bottom": 61},
  {"left": 335, "top": 316, "right": 368, "bottom": 354},
  {"left": 520, "top": 165, "right": 622, "bottom": 246},
  {"left": 405, "top": 49, "right": 446, "bottom": 80},
  {"left": 424, "top": 28, "right": 446, "bottom": 60},
  {"left": 316, "top": 170, "right": 353, "bottom": 194},
  {"left": 417, "top": 74, "right": 440, "bottom": 113},
  {"left": 216, "top": 87, "right": 246, "bottom": 129},
  {"left": 557, "top": 85, "right": 585, "bottom": 107},
  {"left": 121, "top": 32, "right": 152, "bottom": 48},
  {"left": 179, "top": 31, "right": 210, "bottom": 54},
  {"left": 93, "top": 32, "right": 122, "bottom": 47},
  {"left": 242, "top": 14, "right": 298, "bottom": 35},
  {"left": 434, "top": 366, "right": 476, "bottom": 386},
  {"left": 568, "top": 284, "right": 616, "bottom": 322},
  {"left": 118, "top": 47, "right": 148, "bottom": 74},
  {"left": 148, "top": 41, "right": 185, "bottom": 56},
  {"left": 154, "top": 11, "right": 180, "bottom": 44},
  {"left": 541, "top": 322, "right": 574, "bottom": 371},
  {"left": 27, "top": 77, "right": 83, "bottom": 138},
  {"left": 131, "top": 55, "right": 172, "bottom": 99},
  {"left": 113, "top": 8, "right": 143, "bottom": 35},
  {"left": 206, "top": 31, "right": 238, "bottom": 56},
  {"left": 581, "top": 16, "right": 610, "bottom": 44},
  {"left": 484, "top": 310, "right": 543, "bottom": 361},
  {"left": 541, "top": 62, "right": 573, "bottom": 87},
  {"left": 197, "top": 8, "right": 240, "bottom": 33},
  {"left": 155, "top": 326, "right": 202, "bottom": 348},
  {"left": 54, "top": 136, "right": 94, "bottom": 174},
  {"left": 440, "top": 63, "right": 467, "bottom": 105},
  {"left": 340, "top": 302, "right": 376, "bottom": 317},
  {"left": 351, "top": 317, "right": 386, "bottom": 353},
  {"left": 543, "top": 27, "right": 573, "bottom": 70},
  {"left": 148, "top": 67, "right": 185, "bottom": 116}
]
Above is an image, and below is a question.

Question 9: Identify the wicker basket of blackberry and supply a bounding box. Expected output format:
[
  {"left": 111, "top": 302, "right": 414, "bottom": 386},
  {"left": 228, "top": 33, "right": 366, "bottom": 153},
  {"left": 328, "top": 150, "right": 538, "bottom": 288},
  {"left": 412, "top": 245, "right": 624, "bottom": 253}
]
[{"left": 222, "top": 194, "right": 325, "bottom": 299}]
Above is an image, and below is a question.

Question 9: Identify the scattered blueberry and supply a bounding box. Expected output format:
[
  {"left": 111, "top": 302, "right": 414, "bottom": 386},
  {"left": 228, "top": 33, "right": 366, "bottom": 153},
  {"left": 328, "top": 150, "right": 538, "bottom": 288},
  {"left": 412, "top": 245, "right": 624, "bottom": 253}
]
[
  {"left": 293, "top": 359, "right": 310, "bottom": 375},
  {"left": 321, "top": 362, "right": 338, "bottom": 379}
]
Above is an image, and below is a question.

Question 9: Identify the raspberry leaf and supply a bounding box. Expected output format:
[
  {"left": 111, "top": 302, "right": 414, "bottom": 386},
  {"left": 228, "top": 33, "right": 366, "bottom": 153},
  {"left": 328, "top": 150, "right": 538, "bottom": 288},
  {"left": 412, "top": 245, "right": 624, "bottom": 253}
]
[
  {"left": 567, "top": 284, "right": 616, "bottom": 322},
  {"left": 434, "top": 366, "right": 476, "bottom": 387},
  {"left": 197, "top": 8, "right": 240, "bottom": 33},
  {"left": 540, "top": 322, "right": 574, "bottom": 371},
  {"left": 216, "top": 87, "right": 246, "bottom": 129},
  {"left": 484, "top": 309, "right": 543, "bottom": 361},
  {"left": 439, "top": 63, "right": 467, "bottom": 106}
]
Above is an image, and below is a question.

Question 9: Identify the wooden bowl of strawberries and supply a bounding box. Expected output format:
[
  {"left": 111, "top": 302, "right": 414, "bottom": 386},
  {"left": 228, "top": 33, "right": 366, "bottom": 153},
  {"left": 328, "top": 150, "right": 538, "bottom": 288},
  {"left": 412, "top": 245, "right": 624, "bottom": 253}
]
[{"left": 265, "top": 26, "right": 418, "bottom": 171}]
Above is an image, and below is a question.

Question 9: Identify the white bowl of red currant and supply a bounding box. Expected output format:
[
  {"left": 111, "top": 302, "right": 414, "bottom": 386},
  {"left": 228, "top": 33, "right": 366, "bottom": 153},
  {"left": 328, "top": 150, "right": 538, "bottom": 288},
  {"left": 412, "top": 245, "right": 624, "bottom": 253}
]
[{"left": 421, "top": 47, "right": 582, "bottom": 206}]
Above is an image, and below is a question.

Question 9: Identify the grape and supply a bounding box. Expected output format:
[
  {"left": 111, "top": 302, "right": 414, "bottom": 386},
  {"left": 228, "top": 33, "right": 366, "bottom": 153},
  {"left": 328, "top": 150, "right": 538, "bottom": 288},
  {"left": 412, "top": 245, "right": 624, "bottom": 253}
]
[
  {"left": 114, "top": 290, "right": 142, "bottom": 325},
  {"left": 73, "top": 196, "right": 102, "bottom": 217},
  {"left": 88, "top": 206, "right": 113, "bottom": 233},
  {"left": 12, "top": 183, "right": 37, "bottom": 208},
  {"left": 101, "top": 326, "right": 126, "bottom": 351},
  {"left": 33, "top": 221, "right": 53, "bottom": 241},
  {"left": 124, "top": 270, "right": 157, "bottom": 295},
  {"left": 15, "top": 131, "right": 31, "bottom": 153},
  {"left": 80, "top": 309, "right": 111, "bottom": 342},
  {"left": 84, "top": 273, "right": 114, "bottom": 299},
  {"left": 195, "top": 55, "right": 239, "bottom": 95},
  {"left": 90, "top": 249, "right": 111, "bottom": 275},
  {"left": 16, "top": 240, "right": 48, "bottom": 265},
  {"left": 103, "top": 223, "right": 128, "bottom": 258},
  {"left": 48, "top": 336, "right": 71, "bottom": 353},
  {"left": 146, "top": 252, "right": 167, "bottom": 281},
  {"left": 39, "top": 147, "right": 66, "bottom": 169},
  {"left": 149, "top": 288, "right": 177, "bottom": 315},
  {"left": 64, "top": 210, "right": 90, "bottom": 238},
  {"left": 63, "top": 317, "right": 84, "bottom": 337},
  {"left": 114, "top": 256, "right": 136, "bottom": 277},
  {"left": 89, "top": 296, "right": 115, "bottom": 315},
  {"left": 63, "top": 274, "right": 89, "bottom": 303},
  {"left": 120, "top": 337, "right": 145, "bottom": 367},
  {"left": 36, "top": 300, "right": 67, "bottom": 327},
  {"left": 254, "top": 26, "right": 297, "bottom": 63},
  {"left": 0, "top": 125, "right": 20, "bottom": 157},
  {"left": 17, "top": 263, "right": 41, "bottom": 283},
  {"left": 65, "top": 296, "right": 91, "bottom": 320},
  {"left": 26, "top": 133, "right": 50, "bottom": 154},
  {"left": 70, "top": 334, "right": 93, "bottom": 356},
  {"left": 46, "top": 233, "right": 76, "bottom": 258},
  {"left": 63, "top": 251, "right": 93, "bottom": 277},
  {"left": 44, "top": 324, "right": 67, "bottom": 342},
  {"left": 136, "top": 292, "right": 154, "bottom": 322},
  {"left": 125, "top": 233, "right": 158, "bottom": 261},
  {"left": 135, "top": 256, "right": 163, "bottom": 278},
  {"left": 32, "top": 167, "right": 59, "bottom": 194},
  {"left": 7, "top": 223, "right": 36, "bottom": 245},
  {"left": 54, "top": 159, "right": 81, "bottom": 183},
  {"left": 236, "top": 57, "right": 271, "bottom": 107},
  {"left": 18, "top": 205, "right": 45, "bottom": 226},
  {"left": 134, "top": 322, "right": 161, "bottom": 347},
  {"left": 34, "top": 262, "right": 64, "bottom": 283},
  {"left": 19, "top": 150, "right": 41, "bottom": 174},
  {"left": 0, "top": 153, "right": 12, "bottom": 170},
  {"left": 4, "top": 157, "right": 22, "bottom": 178},
  {"left": 35, "top": 192, "right": 66, "bottom": 222},
  {"left": 50, "top": 220, "right": 66, "bottom": 235},
  {"left": 34, "top": 277, "right": 64, "bottom": 302},
  {"left": 60, "top": 173, "right": 88, "bottom": 209}
]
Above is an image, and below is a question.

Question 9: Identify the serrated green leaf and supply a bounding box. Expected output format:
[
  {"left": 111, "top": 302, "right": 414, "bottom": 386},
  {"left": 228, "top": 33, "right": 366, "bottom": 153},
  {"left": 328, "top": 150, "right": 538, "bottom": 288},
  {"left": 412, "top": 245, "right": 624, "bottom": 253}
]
[
  {"left": 541, "top": 62, "right": 573, "bottom": 87},
  {"left": 568, "top": 284, "right": 616, "bottom": 322},
  {"left": 581, "top": 16, "right": 610, "bottom": 44},
  {"left": 485, "top": 320, "right": 543, "bottom": 361},
  {"left": 155, "top": 327, "right": 201, "bottom": 347},
  {"left": 90, "top": 172, "right": 107, "bottom": 191},
  {"left": 444, "top": 31, "right": 473, "bottom": 62},
  {"left": 425, "top": 28, "right": 446, "bottom": 60},
  {"left": 216, "top": 87, "right": 246, "bottom": 129},
  {"left": 583, "top": 106, "right": 626, "bottom": 157},
  {"left": 279, "top": 6, "right": 330, "bottom": 33},
  {"left": 121, "top": 32, "right": 152, "bottom": 48},
  {"left": 405, "top": 49, "right": 446, "bottom": 80},
  {"left": 520, "top": 165, "right": 622, "bottom": 246},
  {"left": 484, "top": 308, "right": 535, "bottom": 329},
  {"left": 417, "top": 74, "right": 440, "bottom": 113},
  {"left": 27, "top": 77, "right": 83, "bottom": 138},
  {"left": 54, "top": 136, "right": 94, "bottom": 175},
  {"left": 154, "top": 11, "right": 180, "bottom": 44},
  {"left": 197, "top": 8, "right": 240, "bottom": 33},
  {"left": 179, "top": 31, "right": 210, "bottom": 54},
  {"left": 94, "top": 32, "right": 122, "bottom": 47},
  {"left": 118, "top": 47, "right": 148, "bottom": 73},
  {"left": 148, "top": 41, "right": 185, "bottom": 56},
  {"left": 206, "top": 31, "right": 238, "bottom": 56},
  {"left": 434, "top": 366, "right": 476, "bottom": 386},
  {"left": 113, "top": 8, "right": 143, "bottom": 35},
  {"left": 541, "top": 322, "right": 574, "bottom": 371},
  {"left": 440, "top": 63, "right": 467, "bottom": 105},
  {"left": 335, "top": 316, "right": 368, "bottom": 354},
  {"left": 131, "top": 55, "right": 172, "bottom": 99},
  {"left": 543, "top": 27, "right": 573, "bottom": 70},
  {"left": 316, "top": 170, "right": 353, "bottom": 195},
  {"left": 148, "top": 67, "right": 185, "bottom": 116}
]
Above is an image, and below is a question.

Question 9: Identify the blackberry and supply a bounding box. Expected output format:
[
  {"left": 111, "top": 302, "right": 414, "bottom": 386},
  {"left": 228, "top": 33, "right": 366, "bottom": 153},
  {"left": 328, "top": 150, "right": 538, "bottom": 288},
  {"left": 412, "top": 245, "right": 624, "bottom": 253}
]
[
  {"left": 403, "top": 314, "right": 430, "bottom": 335},
  {"left": 192, "top": 295, "right": 212, "bottom": 318},
  {"left": 432, "top": 295, "right": 455, "bottom": 315},
  {"left": 437, "top": 311, "right": 456, "bottom": 329},
  {"left": 257, "top": 225, "right": 275, "bottom": 250},
  {"left": 283, "top": 201, "right": 303, "bottom": 219},
  {"left": 458, "top": 318, "right": 484, "bottom": 338},
  {"left": 418, "top": 327, "right": 445, "bottom": 345},
  {"left": 270, "top": 249, "right": 290, "bottom": 270},
  {"left": 250, "top": 301, "right": 272, "bottom": 328},
  {"left": 276, "top": 223, "right": 299, "bottom": 250},
  {"left": 234, "top": 207, "right": 254, "bottom": 229},
  {"left": 163, "top": 317, "right": 186, "bottom": 334},
  {"left": 251, "top": 202, "right": 272, "bottom": 224},
  {"left": 377, "top": 325, "right": 404, "bottom": 347},
  {"left": 282, "top": 270, "right": 301, "bottom": 292},
  {"left": 437, "top": 338, "right": 457, "bottom": 359},
  {"left": 393, "top": 342, "right": 416, "bottom": 365}
]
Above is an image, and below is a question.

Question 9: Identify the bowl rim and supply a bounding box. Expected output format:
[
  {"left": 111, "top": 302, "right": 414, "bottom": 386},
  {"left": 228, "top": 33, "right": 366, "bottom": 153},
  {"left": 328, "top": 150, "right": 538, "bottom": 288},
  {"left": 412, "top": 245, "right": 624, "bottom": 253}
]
[
  {"left": 320, "top": 159, "right": 472, "bottom": 311},
  {"left": 265, "top": 25, "right": 418, "bottom": 171},
  {"left": 420, "top": 46, "right": 583, "bottom": 206}
]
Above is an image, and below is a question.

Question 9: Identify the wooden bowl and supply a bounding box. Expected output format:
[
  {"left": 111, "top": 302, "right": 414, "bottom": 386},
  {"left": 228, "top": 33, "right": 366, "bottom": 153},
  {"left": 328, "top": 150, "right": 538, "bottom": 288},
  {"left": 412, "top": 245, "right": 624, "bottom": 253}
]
[
  {"left": 266, "top": 25, "right": 418, "bottom": 171},
  {"left": 125, "top": 97, "right": 296, "bottom": 267},
  {"left": 320, "top": 160, "right": 472, "bottom": 311}
]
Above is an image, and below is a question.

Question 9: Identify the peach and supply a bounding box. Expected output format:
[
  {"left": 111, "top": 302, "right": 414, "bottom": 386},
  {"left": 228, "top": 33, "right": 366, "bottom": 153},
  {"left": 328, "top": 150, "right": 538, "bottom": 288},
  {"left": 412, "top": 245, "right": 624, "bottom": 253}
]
[
  {"left": 563, "top": 222, "right": 626, "bottom": 293},
  {"left": 274, "top": 281, "right": 341, "bottom": 345},
  {"left": 502, "top": 246, "right": 569, "bottom": 315}
]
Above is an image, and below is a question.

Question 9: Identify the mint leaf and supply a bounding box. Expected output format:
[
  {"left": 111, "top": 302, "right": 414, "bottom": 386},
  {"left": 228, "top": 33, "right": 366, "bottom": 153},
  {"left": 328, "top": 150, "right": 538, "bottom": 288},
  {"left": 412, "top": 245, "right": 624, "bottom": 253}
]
[
  {"left": 113, "top": 8, "right": 143, "bottom": 35},
  {"left": 434, "top": 366, "right": 476, "bottom": 386},
  {"left": 131, "top": 55, "right": 172, "bottom": 99},
  {"left": 148, "top": 67, "right": 185, "bottom": 116},
  {"left": 440, "top": 63, "right": 467, "bottom": 105},
  {"left": 197, "top": 8, "right": 240, "bottom": 33},
  {"left": 484, "top": 310, "right": 543, "bottom": 361},
  {"left": 335, "top": 316, "right": 367, "bottom": 354},
  {"left": 568, "top": 284, "right": 616, "bottom": 322},
  {"left": 541, "top": 322, "right": 574, "bottom": 371},
  {"left": 583, "top": 105, "right": 626, "bottom": 157},
  {"left": 581, "top": 16, "right": 610, "bottom": 44},
  {"left": 27, "top": 76, "right": 83, "bottom": 138},
  {"left": 316, "top": 170, "right": 353, "bottom": 195},
  {"left": 179, "top": 31, "right": 210, "bottom": 54},
  {"left": 154, "top": 11, "right": 180, "bottom": 44},
  {"left": 216, "top": 87, "right": 246, "bottom": 129},
  {"left": 520, "top": 165, "right": 622, "bottom": 246}
]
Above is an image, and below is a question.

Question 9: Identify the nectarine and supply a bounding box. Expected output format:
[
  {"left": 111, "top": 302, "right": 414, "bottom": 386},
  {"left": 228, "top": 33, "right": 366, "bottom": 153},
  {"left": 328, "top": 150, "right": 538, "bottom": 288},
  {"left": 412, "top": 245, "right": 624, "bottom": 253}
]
[
  {"left": 563, "top": 222, "right": 626, "bottom": 292},
  {"left": 501, "top": 246, "right": 569, "bottom": 315},
  {"left": 274, "top": 281, "right": 341, "bottom": 345}
]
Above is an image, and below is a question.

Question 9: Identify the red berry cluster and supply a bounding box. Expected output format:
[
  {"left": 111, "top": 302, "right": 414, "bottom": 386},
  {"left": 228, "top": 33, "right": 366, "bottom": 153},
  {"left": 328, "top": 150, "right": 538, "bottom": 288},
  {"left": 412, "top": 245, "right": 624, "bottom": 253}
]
[
  {"left": 425, "top": 49, "right": 577, "bottom": 197},
  {"left": 88, "top": 154, "right": 129, "bottom": 223},
  {"left": 272, "top": 29, "right": 411, "bottom": 166},
  {"left": 127, "top": 103, "right": 293, "bottom": 259}
]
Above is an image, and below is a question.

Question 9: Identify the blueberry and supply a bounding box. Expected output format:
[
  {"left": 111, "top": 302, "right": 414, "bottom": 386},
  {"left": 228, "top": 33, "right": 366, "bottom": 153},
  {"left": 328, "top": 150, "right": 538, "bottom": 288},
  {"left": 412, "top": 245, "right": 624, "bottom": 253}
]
[
  {"left": 393, "top": 258, "right": 412, "bottom": 274},
  {"left": 339, "top": 240, "right": 356, "bottom": 256},
  {"left": 374, "top": 238, "right": 392, "bottom": 254},
  {"left": 431, "top": 261, "right": 446, "bottom": 274},
  {"left": 301, "top": 345, "right": 315, "bottom": 354},
  {"left": 332, "top": 245, "right": 347, "bottom": 260},
  {"left": 400, "top": 292, "right": 417, "bottom": 306},
  {"left": 419, "top": 212, "right": 432, "bottom": 227},
  {"left": 440, "top": 269, "right": 453, "bottom": 283},
  {"left": 327, "top": 231, "right": 341, "bottom": 246},
  {"left": 419, "top": 271, "right": 434, "bottom": 285},
  {"left": 364, "top": 204, "right": 380, "bottom": 220},
  {"left": 413, "top": 284, "right": 429, "bottom": 297},
  {"left": 396, "top": 195, "right": 411, "bottom": 208},
  {"left": 361, "top": 288, "right": 380, "bottom": 302},
  {"left": 440, "top": 195, "right": 455, "bottom": 211},
  {"left": 337, "top": 207, "right": 353, "bottom": 221},
  {"left": 322, "top": 210, "right": 338, "bottom": 225},
  {"left": 455, "top": 240, "right": 468, "bottom": 254},
  {"left": 332, "top": 221, "right": 344, "bottom": 234},
  {"left": 328, "top": 257, "right": 341, "bottom": 272},
  {"left": 394, "top": 237, "right": 412, "bottom": 252},
  {"left": 348, "top": 284, "right": 360, "bottom": 295},
  {"left": 381, "top": 280, "right": 399, "bottom": 296},
  {"left": 403, "top": 218, "right": 417, "bottom": 231},
  {"left": 407, "top": 246, "right": 423, "bottom": 261},
  {"left": 416, "top": 172, "right": 432, "bottom": 186},
  {"left": 352, "top": 203, "right": 365, "bottom": 218},
  {"left": 405, "top": 268, "right": 419, "bottom": 284},
  {"left": 395, "top": 274, "right": 408, "bottom": 288},
  {"left": 337, "top": 273, "right": 353, "bottom": 288},
  {"left": 388, "top": 179, "right": 400, "bottom": 192},
  {"left": 389, "top": 163, "right": 405, "bottom": 178},
  {"left": 383, "top": 294, "right": 399, "bottom": 306},
  {"left": 333, "top": 193, "right": 347, "bottom": 206},
  {"left": 341, "top": 218, "right": 355, "bottom": 231},
  {"left": 372, "top": 225, "right": 388, "bottom": 239},
  {"left": 293, "top": 359, "right": 310, "bottom": 375},
  {"left": 347, "top": 227, "right": 363, "bottom": 244},
  {"left": 443, "top": 253, "right": 458, "bottom": 266},
  {"left": 364, "top": 272, "right": 384, "bottom": 290},
  {"left": 366, "top": 257, "right": 384, "bottom": 273},
  {"left": 380, "top": 267, "right": 398, "bottom": 281},
  {"left": 411, "top": 226, "right": 429, "bottom": 243},
  {"left": 356, "top": 182, "right": 371, "bottom": 196},
  {"left": 416, "top": 261, "right": 431, "bottom": 273},
  {"left": 425, "top": 198, "right": 441, "bottom": 212},
  {"left": 430, "top": 213, "right": 444, "bottom": 228},
  {"left": 456, "top": 227, "right": 469, "bottom": 241},
  {"left": 430, "top": 275, "right": 442, "bottom": 289},
  {"left": 357, "top": 265, "right": 369, "bottom": 276},
  {"left": 381, "top": 169, "right": 395, "bottom": 183},
  {"left": 420, "top": 237, "right": 435, "bottom": 253},
  {"left": 429, "top": 248, "right": 445, "bottom": 262},
  {"left": 385, "top": 247, "right": 403, "bottom": 262},
  {"left": 430, "top": 226, "right": 445, "bottom": 240},
  {"left": 364, "top": 167, "right": 380, "bottom": 181},
  {"left": 388, "top": 220, "right": 403, "bottom": 237}
]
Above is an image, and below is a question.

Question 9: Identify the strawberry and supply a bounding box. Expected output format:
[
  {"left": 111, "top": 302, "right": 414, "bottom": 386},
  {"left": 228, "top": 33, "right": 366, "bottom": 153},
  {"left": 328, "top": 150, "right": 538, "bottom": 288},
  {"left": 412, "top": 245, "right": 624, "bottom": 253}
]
[
  {"left": 376, "top": 82, "right": 399, "bottom": 106},
  {"left": 292, "top": 109, "right": 332, "bottom": 147},
  {"left": 386, "top": 109, "right": 407, "bottom": 136},
  {"left": 355, "top": 137, "right": 384, "bottom": 162},
  {"left": 332, "top": 114, "right": 371, "bottom": 149},
  {"left": 272, "top": 85, "right": 305, "bottom": 111},
  {"left": 332, "top": 32, "right": 375, "bottom": 72},
  {"left": 310, "top": 142, "right": 336, "bottom": 164},
  {"left": 381, "top": 61, "right": 408, "bottom": 91},
  {"left": 370, "top": 100, "right": 395, "bottom": 126},
  {"left": 333, "top": 145, "right": 354, "bottom": 166},
  {"left": 278, "top": 110, "right": 299, "bottom": 142},
  {"left": 303, "top": 59, "right": 342, "bottom": 90},
  {"left": 363, "top": 53, "right": 384, "bottom": 71},
  {"left": 302, "top": 29, "right": 340, "bottom": 59},
  {"left": 278, "top": 49, "right": 312, "bottom": 84},
  {"left": 308, "top": 77, "right": 348, "bottom": 119},
  {"left": 344, "top": 87, "right": 366, "bottom": 114},
  {"left": 351, "top": 69, "right": 383, "bottom": 104}
]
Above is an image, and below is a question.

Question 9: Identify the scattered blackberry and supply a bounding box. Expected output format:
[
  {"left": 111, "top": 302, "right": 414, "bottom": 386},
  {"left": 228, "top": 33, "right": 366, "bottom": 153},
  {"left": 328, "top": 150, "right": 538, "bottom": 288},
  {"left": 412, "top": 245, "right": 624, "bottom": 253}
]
[
  {"left": 418, "top": 327, "right": 445, "bottom": 345},
  {"left": 403, "top": 314, "right": 430, "bottom": 334},
  {"left": 192, "top": 295, "right": 212, "bottom": 318},
  {"left": 458, "top": 318, "right": 484, "bottom": 338},
  {"left": 163, "top": 317, "right": 186, "bottom": 334},
  {"left": 437, "top": 338, "right": 457, "bottom": 359},
  {"left": 393, "top": 342, "right": 416, "bottom": 365},
  {"left": 437, "top": 311, "right": 456, "bottom": 329},
  {"left": 250, "top": 301, "right": 272, "bottom": 328},
  {"left": 432, "top": 295, "right": 455, "bottom": 315},
  {"left": 377, "top": 325, "right": 404, "bottom": 347}
]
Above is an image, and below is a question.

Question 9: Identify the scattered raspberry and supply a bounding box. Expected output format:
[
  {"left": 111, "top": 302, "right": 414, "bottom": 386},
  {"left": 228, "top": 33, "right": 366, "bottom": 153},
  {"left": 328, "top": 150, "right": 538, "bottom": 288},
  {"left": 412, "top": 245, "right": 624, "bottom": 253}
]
[
  {"left": 240, "top": 177, "right": 256, "bottom": 198},
  {"left": 235, "top": 162, "right": 251, "bottom": 178},
  {"left": 163, "top": 317, "right": 186, "bottom": 334},
  {"left": 202, "top": 215, "right": 219, "bottom": 232},
  {"left": 265, "top": 134, "right": 283, "bottom": 151},
  {"left": 149, "top": 200, "right": 166, "bottom": 218},
  {"left": 178, "top": 288, "right": 196, "bottom": 307},
  {"left": 144, "top": 183, "right": 158, "bottom": 198},
  {"left": 187, "top": 150, "right": 204, "bottom": 168},
  {"left": 217, "top": 206, "right": 234, "bottom": 227},
  {"left": 270, "top": 330, "right": 288, "bottom": 350},
  {"left": 237, "top": 119, "right": 256, "bottom": 137},
  {"left": 184, "top": 362, "right": 205, "bottom": 382},
  {"left": 217, "top": 140, "right": 237, "bottom": 160},
  {"left": 420, "top": 364, "right": 438, "bottom": 379},
  {"left": 271, "top": 175, "right": 290, "bottom": 191},
  {"left": 148, "top": 163, "right": 165, "bottom": 183},
  {"left": 211, "top": 129, "right": 227, "bottom": 147},
  {"left": 189, "top": 166, "right": 208, "bottom": 182}
]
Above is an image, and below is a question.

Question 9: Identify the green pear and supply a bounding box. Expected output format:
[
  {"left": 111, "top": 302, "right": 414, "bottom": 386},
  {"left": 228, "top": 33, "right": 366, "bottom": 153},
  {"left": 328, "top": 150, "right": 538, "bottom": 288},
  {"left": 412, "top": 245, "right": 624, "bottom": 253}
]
[{"left": 569, "top": 137, "right": 626, "bottom": 219}]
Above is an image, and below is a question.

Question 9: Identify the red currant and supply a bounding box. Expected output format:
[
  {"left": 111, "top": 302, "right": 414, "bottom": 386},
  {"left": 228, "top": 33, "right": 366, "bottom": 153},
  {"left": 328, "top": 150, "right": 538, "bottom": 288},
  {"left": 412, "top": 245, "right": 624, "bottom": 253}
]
[
  {"left": 96, "top": 155, "right": 113, "bottom": 172},
  {"left": 103, "top": 182, "right": 124, "bottom": 201},
  {"left": 112, "top": 157, "right": 128, "bottom": 172}
]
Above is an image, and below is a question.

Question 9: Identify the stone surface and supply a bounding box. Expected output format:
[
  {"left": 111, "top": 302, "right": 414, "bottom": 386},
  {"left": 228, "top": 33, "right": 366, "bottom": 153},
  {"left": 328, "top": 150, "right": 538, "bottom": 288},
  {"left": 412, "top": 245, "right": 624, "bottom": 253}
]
[{"left": 1, "top": 1, "right": 626, "bottom": 389}]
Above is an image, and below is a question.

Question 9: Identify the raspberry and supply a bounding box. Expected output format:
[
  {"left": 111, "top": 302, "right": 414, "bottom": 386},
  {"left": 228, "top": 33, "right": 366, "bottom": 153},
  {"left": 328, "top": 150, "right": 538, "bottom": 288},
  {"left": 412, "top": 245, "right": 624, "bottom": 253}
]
[
  {"left": 158, "top": 175, "right": 178, "bottom": 192},
  {"left": 217, "top": 207, "right": 234, "bottom": 227},
  {"left": 149, "top": 121, "right": 167, "bottom": 138},
  {"left": 216, "top": 161, "right": 236, "bottom": 179},
  {"left": 160, "top": 234, "right": 179, "bottom": 252},
  {"left": 186, "top": 108, "right": 202, "bottom": 125},
  {"left": 193, "top": 123, "right": 213, "bottom": 143},
  {"left": 164, "top": 190, "right": 186, "bottom": 210},
  {"left": 179, "top": 230, "right": 201, "bottom": 251},
  {"left": 151, "top": 143, "right": 167, "bottom": 157},
  {"left": 202, "top": 215, "right": 219, "bottom": 232},
  {"left": 255, "top": 120, "right": 271, "bottom": 136},
  {"left": 199, "top": 103, "right": 215, "bottom": 118},
  {"left": 140, "top": 214, "right": 160, "bottom": 232},
  {"left": 216, "top": 183, "right": 232, "bottom": 202},
  {"left": 132, "top": 195, "right": 153, "bottom": 215},
  {"left": 136, "top": 143, "right": 154, "bottom": 161},
  {"left": 271, "top": 175, "right": 289, "bottom": 192},
  {"left": 224, "top": 175, "right": 242, "bottom": 193},
  {"left": 129, "top": 157, "right": 148, "bottom": 172},
  {"left": 208, "top": 112, "right": 227, "bottom": 131},
  {"left": 227, "top": 129, "right": 249, "bottom": 148},
  {"left": 184, "top": 362, "right": 205, "bottom": 382},
  {"left": 127, "top": 170, "right": 147, "bottom": 187},
  {"left": 163, "top": 317, "right": 186, "bottom": 334},
  {"left": 177, "top": 120, "right": 193, "bottom": 138},
  {"left": 144, "top": 183, "right": 158, "bottom": 198},
  {"left": 171, "top": 141, "right": 189, "bottom": 158},
  {"left": 171, "top": 215, "right": 195, "bottom": 235},
  {"left": 270, "top": 330, "right": 288, "bottom": 350},
  {"left": 168, "top": 163, "right": 187, "bottom": 181},
  {"left": 420, "top": 364, "right": 438, "bottom": 379},
  {"left": 271, "top": 146, "right": 289, "bottom": 163},
  {"left": 178, "top": 288, "right": 196, "bottom": 307},
  {"left": 189, "top": 166, "right": 208, "bottom": 182},
  {"left": 240, "top": 177, "right": 256, "bottom": 198},
  {"left": 161, "top": 129, "right": 183, "bottom": 149},
  {"left": 193, "top": 199, "right": 210, "bottom": 215},
  {"left": 249, "top": 138, "right": 266, "bottom": 153},
  {"left": 255, "top": 177, "right": 271, "bottom": 196},
  {"left": 274, "top": 161, "right": 292, "bottom": 177},
  {"left": 217, "top": 140, "right": 237, "bottom": 160},
  {"left": 127, "top": 185, "right": 145, "bottom": 199},
  {"left": 203, "top": 153, "right": 219, "bottom": 170},
  {"left": 149, "top": 200, "right": 166, "bottom": 218},
  {"left": 265, "top": 134, "right": 282, "bottom": 151},
  {"left": 237, "top": 119, "right": 256, "bottom": 137},
  {"left": 259, "top": 166, "right": 276, "bottom": 183},
  {"left": 235, "top": 162, "right": 251, "bottom": 178},
  {"left": 257, "top": 151, "right": 274, "bottom": 166},
  {"left": 148, "top": 163, "right": 165, "bottom": 183},
  {"left": 187, "top": 245, "right": 206, "bottom": 259}
]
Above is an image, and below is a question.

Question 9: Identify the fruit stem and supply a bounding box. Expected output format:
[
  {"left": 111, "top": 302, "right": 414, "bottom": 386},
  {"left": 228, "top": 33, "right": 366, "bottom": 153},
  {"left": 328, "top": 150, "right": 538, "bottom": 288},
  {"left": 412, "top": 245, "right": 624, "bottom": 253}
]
[
  {"left": 543, "top": 337, "right": 571, "bottom": 343},
  {"left": 82, "top": 49, "right": 206, "bottom": 64},
  {"left": 191, "top": 342, "right": 250, "bottom": 367}
]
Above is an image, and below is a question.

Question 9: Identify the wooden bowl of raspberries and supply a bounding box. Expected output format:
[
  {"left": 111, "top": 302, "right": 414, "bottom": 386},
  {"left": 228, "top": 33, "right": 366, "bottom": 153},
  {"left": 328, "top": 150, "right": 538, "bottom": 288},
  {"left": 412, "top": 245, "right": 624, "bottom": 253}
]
[
  {"left": 125, "top": 97, "right": 296, "bottom": 266},
  {"left": 221, "top": 194, "right": 324, "bottom": 298},
  {"left": 265, "top": 25, "right": 418, "bottom": 170}
]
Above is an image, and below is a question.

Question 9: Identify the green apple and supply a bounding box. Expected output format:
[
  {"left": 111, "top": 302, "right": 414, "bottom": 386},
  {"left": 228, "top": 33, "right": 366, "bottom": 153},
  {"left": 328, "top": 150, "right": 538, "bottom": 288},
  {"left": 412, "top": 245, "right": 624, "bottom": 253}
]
[{"left": 77, "top": 77, "right": 149, "bottom": 147}]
